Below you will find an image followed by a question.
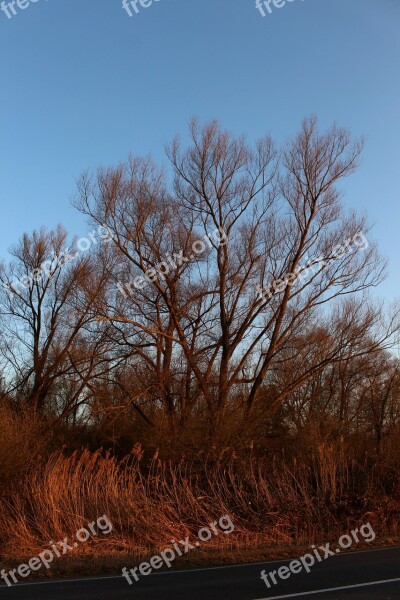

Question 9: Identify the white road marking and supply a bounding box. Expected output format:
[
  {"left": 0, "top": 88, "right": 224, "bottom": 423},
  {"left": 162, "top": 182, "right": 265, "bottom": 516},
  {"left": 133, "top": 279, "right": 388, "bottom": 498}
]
[{"left": 255, "top": 576, "right": 400, "bottom": 599}]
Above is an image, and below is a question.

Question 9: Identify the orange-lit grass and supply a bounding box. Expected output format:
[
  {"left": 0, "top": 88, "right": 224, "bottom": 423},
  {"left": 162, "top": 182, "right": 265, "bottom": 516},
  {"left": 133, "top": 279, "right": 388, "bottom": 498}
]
[{"left": 1, "top": 441, "right": 392, "bottom": 563}]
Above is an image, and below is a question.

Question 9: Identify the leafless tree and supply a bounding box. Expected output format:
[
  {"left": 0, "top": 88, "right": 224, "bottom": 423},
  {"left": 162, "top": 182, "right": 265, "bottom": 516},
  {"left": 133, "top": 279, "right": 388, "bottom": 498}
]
[{"left": 0, "top": 226, "right": 113, "bottom": 416}]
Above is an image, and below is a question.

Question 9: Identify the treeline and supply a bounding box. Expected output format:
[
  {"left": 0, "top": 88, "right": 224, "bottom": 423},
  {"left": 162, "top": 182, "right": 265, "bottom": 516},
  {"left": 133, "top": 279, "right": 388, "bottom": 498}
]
[{"left": 0, "top": 117, "right": 399, "bottom": 461}]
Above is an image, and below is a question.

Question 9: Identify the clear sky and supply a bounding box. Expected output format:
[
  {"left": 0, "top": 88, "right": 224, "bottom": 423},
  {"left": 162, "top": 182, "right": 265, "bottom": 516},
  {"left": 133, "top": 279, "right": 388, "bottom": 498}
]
[{"left": 0, "top": 0, "right": 399, "bottom": 299}]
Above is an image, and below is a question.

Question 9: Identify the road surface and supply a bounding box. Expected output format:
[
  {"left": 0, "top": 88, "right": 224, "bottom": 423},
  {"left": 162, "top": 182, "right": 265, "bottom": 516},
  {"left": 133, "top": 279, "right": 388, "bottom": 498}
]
[{"left": 1, "top": 546, "right": 399, "bottom": 599}]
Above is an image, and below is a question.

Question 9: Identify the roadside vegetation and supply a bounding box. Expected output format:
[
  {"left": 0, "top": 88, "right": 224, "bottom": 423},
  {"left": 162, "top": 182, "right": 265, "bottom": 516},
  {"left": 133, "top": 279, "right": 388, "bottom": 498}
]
[{"left": 0, "top": 118, "right": 399, "bottom": 575}]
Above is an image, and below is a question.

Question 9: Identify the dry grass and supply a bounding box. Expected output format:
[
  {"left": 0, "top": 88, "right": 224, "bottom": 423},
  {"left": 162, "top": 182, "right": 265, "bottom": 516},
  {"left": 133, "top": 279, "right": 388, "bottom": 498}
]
[
  {"left": 1, "top": 439, "right": 399, "bottom": 571},
  {"left": 0, "top": 405, "right": 50, "bottom": 486},
  {"left": 1, "top": 400, "right": 399, "bottom": 573}
]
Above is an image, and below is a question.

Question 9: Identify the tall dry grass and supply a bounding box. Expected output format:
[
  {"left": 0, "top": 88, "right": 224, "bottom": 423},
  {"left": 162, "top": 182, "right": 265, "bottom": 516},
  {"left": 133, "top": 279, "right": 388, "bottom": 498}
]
[
  {"left": 0, "top": 405, "right": 52, "bottom": 487},
  {"left": 1, "top": 441, "right": 398, "bottom": 561}
]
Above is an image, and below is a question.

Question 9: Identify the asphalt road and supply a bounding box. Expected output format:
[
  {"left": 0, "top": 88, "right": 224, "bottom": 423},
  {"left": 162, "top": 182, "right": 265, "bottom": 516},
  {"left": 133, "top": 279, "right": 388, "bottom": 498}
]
[{"left": 1, "top": 546, "right": 399, "bottom": 599}]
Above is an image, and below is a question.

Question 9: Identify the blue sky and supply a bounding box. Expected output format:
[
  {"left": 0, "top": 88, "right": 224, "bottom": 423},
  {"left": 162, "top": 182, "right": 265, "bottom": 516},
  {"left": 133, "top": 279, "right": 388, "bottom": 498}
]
[{"left": 0, "top": 0, "right": 399, "bottom": 299}]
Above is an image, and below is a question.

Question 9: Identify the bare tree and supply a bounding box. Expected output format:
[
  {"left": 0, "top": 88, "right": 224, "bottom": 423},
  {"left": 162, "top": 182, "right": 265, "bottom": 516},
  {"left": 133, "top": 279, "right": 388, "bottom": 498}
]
[
  {"left": 0, "top": 226, "right": 112, "bottom": 416},
  {"left": 74, "top": 117, "right": 396, "bottom": 440}
]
